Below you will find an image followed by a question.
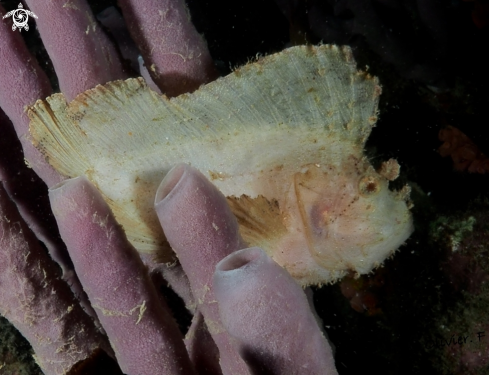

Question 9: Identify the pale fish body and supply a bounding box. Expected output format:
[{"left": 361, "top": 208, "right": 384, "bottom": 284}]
[{"left": 29, "top": 44, "right": 413, "bottom": 286}]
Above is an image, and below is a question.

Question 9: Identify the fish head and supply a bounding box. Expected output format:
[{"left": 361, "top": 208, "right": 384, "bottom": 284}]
[{"left": 290, "top": 159, "right": 413, "bottom": 278}]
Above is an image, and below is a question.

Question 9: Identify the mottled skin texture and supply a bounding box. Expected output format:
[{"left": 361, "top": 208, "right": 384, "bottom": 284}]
[{"left": 0, "top": 1, "right": 337, "bottom": 374}]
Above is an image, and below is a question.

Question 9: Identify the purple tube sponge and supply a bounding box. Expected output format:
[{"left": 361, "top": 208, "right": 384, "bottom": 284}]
[
  {"left": 214, "top": 247, "right": 338, "bottom": 375},
  {"left": 0, "top": 14, "right": 99, "bottom": 324},
  {"left": 0, "top": 183, "right": 111, "bottom": 375},
  {"left": 155, "top": 163, "right": 250, "bottom": 374},
  {"left": 0, "top": 5, "right": 59, "bottom": 186},
  {"left": 184, "top": 311, "right": 223, "bottom": 375},
  {"left": 118, "top": 0, "right": 218, "bottom": 96},
  {"left": 24, "top": 0, "right": 126, "bottom": 102},
  {"left": 49, "top": 176, "right": 196, "bottom": 375},
  {"left": 155, "top": 164, "right": 339, "bottom": 374},
  {"left": 0, "top": 111, "right": 77, "bottom": 298}
]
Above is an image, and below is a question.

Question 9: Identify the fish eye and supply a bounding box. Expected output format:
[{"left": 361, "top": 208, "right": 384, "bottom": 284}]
[{"left": 358, "top": 175, "right": 381, "bottom": 197}]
